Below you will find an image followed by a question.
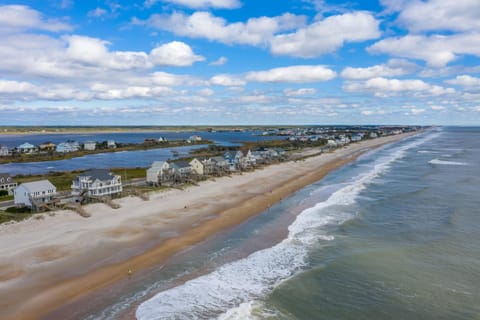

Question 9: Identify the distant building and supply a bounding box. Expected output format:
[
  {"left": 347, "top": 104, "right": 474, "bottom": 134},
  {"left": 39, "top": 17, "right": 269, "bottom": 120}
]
[
  {"left": 17, "top": 142, "right": 37, "bottom": 153},
  {"left": 38, "top": 142, "right": 56, "bottom": 152},
  {"left": 56, "top": 141, "right": 80, "bottom": 153},
  {"left": 369, "top": 132, "right": 378, "bottom": 138},
  {"left": 0, "top": 173, "right": 17, "bottom": 195},
  {"left": 188, "top": 135, "right": 202, "bottom": 142},
  {"left": 170, "top": 161, "right": 193, "bottom": 178},
  {"left": 71, "top": 169, "right": 122, "bottom": 197},
  {"left": 107, "top": 140, "right": 116, "bottom": 148},
  {"left": 0, "top": 145, "right": 9, "bottom": 156},
  {"left": 146, "top": 161, "right": 171, "bottom": 185},
  {"left": 83, "top": 141, "right": 97, "bottom": 151},
  {"left": 14, "top": 180, "right": 57, "bottom": 208},
  {"left": 189, "top": 158, "right": 205, "bottom": 175}
]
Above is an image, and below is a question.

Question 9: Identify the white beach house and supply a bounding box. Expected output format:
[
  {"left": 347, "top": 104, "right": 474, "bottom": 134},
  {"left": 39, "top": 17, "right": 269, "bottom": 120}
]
[
  {"left": 83, "top": 141, "right": 97, "bottom": 151},
  {"left": 56, "top": 141, "right": 80, "bottom": 153},
  {"left": 189, "top": 158, "right": 205, "bottom": 175},
  {"left": 0, "top": 173, "right": 17, "bottom": 195},
  {"left": 14, "top": 180, "right": 57, "bottom": 208},
  {"left": 17, "top": 142, "right": 37, "bottom": 154},
  {"left": 0, "top": 145, "right": 9, "bottom": 156},
  {"left": 71, "top": 169, "right": 122, "bottom": 197},
  {"left": 146, "top": 161, "right": 171, "bottom": 185}
]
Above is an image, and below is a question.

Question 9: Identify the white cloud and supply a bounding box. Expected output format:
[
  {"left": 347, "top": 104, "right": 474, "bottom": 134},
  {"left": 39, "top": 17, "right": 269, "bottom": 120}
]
[
  {"left": 341, "top": 59, "right": 417, "bottom": 80},
  {"left": 269, "top": 12, "right": 380, "bottom": 58},
  {"left": 431, "top": 105, "right": 446, "bottom": 111},
  {"left": 147, "top": 0, "right": 242, "bottom": 9},
  {"left": 150, "top": 41, "right": 205, "bottom": 66},
  {"left": 198, "top": 88, "right": 214, "bottom": 96},
  {"left": 344, "top": 77, "right": 455, "bottom": 97},
  {"left": 445, "top": 75, "right": 480, "bottom": 88},
  {"left": 284, "top": 88, "right": 317, "bottom": 96},
  {"left": 138, "top": 11, "right": 306, "bottom": 46},
  {"left": 210, "top": 74, "right": 246, "bottom": 86},
  {"left": 361, "top": 109, "right": 387, "bottom": 116},
  {"left": 0, "top": 80, "right": 37, "bottom": 93},
  {"left": 209, "top": 56, "right": 228, "bottom": 66},
  {"left": 246, "top": 65, "right": 336, "bottom": 83},
  {"left": 87, "top": 8, "right": 108, "bottom": 18},
  {"left": 368, "top": 33, "right": 480, "bottom": 67},
  {"left": 410, "top": 108, "right": 425, "bottom": 115},
  {"left": 390, "top": 0, "right": 480, "bottom": 33},
  {"left": 0, "top": 5, "right": 72, "bottom": 33}
]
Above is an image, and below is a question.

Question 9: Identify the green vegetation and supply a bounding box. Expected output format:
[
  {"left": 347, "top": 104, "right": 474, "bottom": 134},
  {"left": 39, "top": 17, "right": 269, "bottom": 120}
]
[{"left": 0, "top": 209, "right": 32, "bottom": 224}]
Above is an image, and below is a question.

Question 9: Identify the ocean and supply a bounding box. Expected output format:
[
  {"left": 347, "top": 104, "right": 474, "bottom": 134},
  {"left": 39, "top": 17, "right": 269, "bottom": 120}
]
[{"left": 81, "top": 127, "right": 480, "bottom": 320}]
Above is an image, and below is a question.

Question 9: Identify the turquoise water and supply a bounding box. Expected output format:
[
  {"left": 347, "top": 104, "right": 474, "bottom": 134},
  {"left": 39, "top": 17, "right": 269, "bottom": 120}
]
[{"left": 76, "top": 127, "right": 480, "bottom": 320}]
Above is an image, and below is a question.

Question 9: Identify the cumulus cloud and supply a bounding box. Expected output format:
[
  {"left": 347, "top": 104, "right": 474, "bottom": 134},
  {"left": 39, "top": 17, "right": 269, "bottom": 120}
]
[
  {"left": 0, "top": 5, "right": 72, "bottom": 33},
  {"left": 283, "top": 88, "right": 317, "bottom": 96},
  {"left": 150, "top": 41, "right": 205, "bottom": 66},
  {"left": 368, "top": 34, "right": 480, "bottom": 67},
  {"left": 410, "top": 108, "right": 425, "bottom": 115},
  {"left": 445, "top": 75, "right": 480, "bottom": 88},
  {"left": 385, "top": 0, "right": 480, "bottom": 33},
  {"left": 344, "top": 77, "right": 455, "bottom": 97},
  {"left": 209, "top": 56, "right": 228, "bottom": 66},
  {"left": 269, "top": 12, "right": 380, "bottom": 58},
  {"left": 87, "top": 8, "right": 108, "bottom": 18},
  {"left": 341, "top": 59, "right": 417, "bottom": 80},
  {"left": 136, "top": 11, "right": 306, "bottom": 46},
  {"left": 210, "top": 74, "right": 246, "bottom": 86},
  {"left": 431, "top": 105, "right": 446, "bottom": 111},
  {"left": 246, "top": 65, "right": 336, "bottom": 83},
  {"left": 145, "top": 0, "right": 242, "bottom": 9}
]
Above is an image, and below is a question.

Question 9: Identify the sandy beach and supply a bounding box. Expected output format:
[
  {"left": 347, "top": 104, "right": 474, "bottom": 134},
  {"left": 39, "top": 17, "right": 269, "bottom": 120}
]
[{"left": 0, "top": 132, "right": 418, "bottom": 320}]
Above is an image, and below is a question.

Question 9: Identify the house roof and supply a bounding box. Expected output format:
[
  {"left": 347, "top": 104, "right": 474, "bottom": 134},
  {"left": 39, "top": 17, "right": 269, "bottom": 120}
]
[
  {"left": 150, "top": 161, "right": 167, "bottom": 168},
  {"left": 18, "top": 180, "right": 55, "bottom": 192},
  {"left": 78, "top": 169, "right": 114, "bottom": 181},
  {"left": 172, "top": 161, "right": 191, "bottom": 169},
  {"left": 211, "top": 156, "right": 226, "bottom": 163},
  {"left": 18, "top": 142, "right": 35, "bottom": 149}
]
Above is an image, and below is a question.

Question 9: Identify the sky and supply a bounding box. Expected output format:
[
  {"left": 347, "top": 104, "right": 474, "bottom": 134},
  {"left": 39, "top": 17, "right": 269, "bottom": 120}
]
[{"left": 0, "top": 0, "right": 479, "bottom": 126}]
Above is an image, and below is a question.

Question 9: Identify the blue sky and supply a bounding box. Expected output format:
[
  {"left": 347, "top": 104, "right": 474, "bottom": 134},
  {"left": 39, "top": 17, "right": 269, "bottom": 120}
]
[{"left": 0, "top": 0, "right": 479, "bottom": 125}]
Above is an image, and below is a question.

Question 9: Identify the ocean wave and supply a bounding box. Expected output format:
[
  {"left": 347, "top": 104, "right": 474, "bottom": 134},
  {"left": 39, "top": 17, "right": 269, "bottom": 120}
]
[
  {"left": 136, "top": 131, "right": 440, "bottom": 320},
  {"left": 428, "top": 159, "right": 469, "bottom": 166}
]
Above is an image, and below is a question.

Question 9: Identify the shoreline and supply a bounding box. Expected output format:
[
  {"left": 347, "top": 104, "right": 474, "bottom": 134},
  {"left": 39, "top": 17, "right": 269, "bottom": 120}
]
[{"left": 0, "top": 132, "right": 420, "bottom": 320}]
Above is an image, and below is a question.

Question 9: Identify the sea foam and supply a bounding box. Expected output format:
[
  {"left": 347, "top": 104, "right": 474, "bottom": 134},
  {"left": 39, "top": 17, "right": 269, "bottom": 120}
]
[
  {"left": 136, "top": 131, "right": 440, "bottom": 320},
  {"left": 429, "top": 159, "right": 468, "bottom": 166}
]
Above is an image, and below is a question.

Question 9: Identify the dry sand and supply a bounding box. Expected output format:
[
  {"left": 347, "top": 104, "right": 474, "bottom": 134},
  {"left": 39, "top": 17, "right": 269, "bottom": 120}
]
[{"left": 0, "top": 132, "right": 418, "bottom": 320}]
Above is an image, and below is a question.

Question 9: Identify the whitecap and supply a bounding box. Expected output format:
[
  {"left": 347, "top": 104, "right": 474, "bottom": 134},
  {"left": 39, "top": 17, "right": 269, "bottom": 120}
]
[{"left": 429, "top": 159, "right": 468, "bottom": 166}]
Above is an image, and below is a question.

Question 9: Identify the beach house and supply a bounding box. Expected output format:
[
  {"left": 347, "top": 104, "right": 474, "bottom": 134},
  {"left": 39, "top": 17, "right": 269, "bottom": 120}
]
[
  {"left": 146, "top": 161, "right": 172, "bottom": 185},
  {"left": 203, "top": 156, "right": 228, "bottom": 175},
  {"left": 83, "top": 141, "right": 97, "bottom": 151},
  {"left": 71, "top": 169, "right": 122, "bottom": 197},
  {"left": 0, "top": 145, "right": 9, "bottom": 156},
  {"left": 239, "top": 149, "right": 256, "bottom": 169},
  {"left": 38, "top": 142, "right": 56, "bottom": 152},
  {"left": 107, "top": 140, "right": 117, "bottom": 148},
  {"left": 189, "top": 158, "right": 205, "bottom": 175},
  {"left": 14, "top": 180, "right": 57, "bottom": 208},
  {"left": 56, "top": 141, "right": 80, "bottom": 153},
  {"left": 170, "top": 161, "right": 193, "bottom": 180},
  {"left": 0, "top": 173, "right": 17, "bottom": 195},
  {"left": 17, "top": 142, "right": 37, "bottom": 154}
]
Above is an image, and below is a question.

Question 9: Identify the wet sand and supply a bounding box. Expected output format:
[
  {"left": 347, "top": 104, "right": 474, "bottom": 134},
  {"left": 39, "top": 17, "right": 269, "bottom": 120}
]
[{"left": 0, "top": 132, "right": 418, "bottom": 320}]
